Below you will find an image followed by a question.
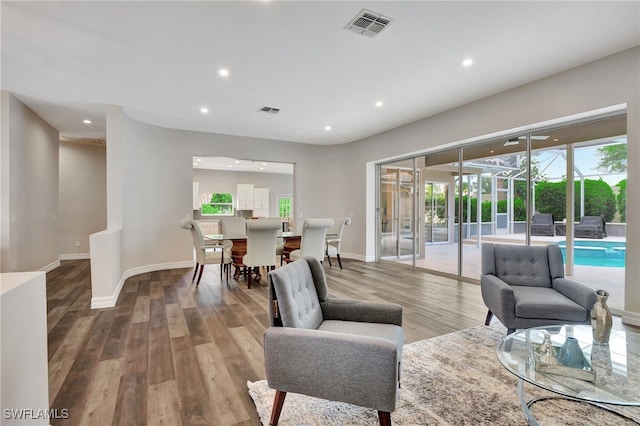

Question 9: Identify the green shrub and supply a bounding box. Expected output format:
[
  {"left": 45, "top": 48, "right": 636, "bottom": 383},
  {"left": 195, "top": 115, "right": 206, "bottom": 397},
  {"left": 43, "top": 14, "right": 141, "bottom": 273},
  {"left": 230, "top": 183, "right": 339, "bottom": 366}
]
[
  {"left": 535, "top": 179, "right": 616, "bottom": 222},
  {"left": 534, "top": 181, "right": 566, "bottom": 221},
  {"left": 455, "top": 197, "right": 525, "bottom": 222}
]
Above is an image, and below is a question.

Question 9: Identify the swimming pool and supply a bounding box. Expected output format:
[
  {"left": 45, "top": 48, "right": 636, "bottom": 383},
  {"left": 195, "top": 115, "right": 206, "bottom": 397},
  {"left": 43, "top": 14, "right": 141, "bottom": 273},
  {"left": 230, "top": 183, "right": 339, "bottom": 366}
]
[{"left": 555, "top": 240, "right": 626, "bottom": 268}]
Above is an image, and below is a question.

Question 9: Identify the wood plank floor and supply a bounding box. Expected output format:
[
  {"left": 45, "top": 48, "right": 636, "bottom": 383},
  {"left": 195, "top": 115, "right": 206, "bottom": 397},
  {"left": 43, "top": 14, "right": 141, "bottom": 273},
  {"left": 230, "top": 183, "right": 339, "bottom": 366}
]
[{"left": 46, "top": 259, "right": 491, "bottom": 426}]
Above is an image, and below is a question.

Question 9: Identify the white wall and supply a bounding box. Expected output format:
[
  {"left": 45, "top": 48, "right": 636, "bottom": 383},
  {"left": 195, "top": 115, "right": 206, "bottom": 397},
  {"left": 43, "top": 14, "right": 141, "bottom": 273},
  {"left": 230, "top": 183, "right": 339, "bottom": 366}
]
[
  {"left": 0, "top": 92, "right": 59, "bottom": 273},
  {"left": 58, "top": 141, "right": 107, "bottom": 258}
]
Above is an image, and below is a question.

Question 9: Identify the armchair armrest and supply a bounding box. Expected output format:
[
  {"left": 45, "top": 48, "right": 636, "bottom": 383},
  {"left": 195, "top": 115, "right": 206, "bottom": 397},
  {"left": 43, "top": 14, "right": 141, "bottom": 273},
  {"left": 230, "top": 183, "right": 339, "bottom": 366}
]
[
  {"left": 263, "top": 326, "right": 400, "bottom": 412},
  {"left": 553, "top": 278, "right": 597, "bottom": 310},
  {"left": 480, "top": 275, "right": 516, "bottom": 325},
  {"left": 320, "top": 298, "right": 402, "bottom": 326}
]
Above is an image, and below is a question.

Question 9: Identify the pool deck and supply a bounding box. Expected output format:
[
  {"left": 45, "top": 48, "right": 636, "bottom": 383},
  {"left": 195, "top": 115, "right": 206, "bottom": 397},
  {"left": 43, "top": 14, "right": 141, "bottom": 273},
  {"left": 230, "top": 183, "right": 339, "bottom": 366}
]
[{"left": 398, "top": 234, "right": 626, "bottom": 312}]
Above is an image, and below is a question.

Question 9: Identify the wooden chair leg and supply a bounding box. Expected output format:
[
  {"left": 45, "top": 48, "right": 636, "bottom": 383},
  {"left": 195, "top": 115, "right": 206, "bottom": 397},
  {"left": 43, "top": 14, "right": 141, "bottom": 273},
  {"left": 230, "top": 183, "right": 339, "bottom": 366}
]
[
  {"left": 378, "top": 411, "right": 391, "bottom": 426},
  {"left": 326, "top": 250, "right": 332, "bottom": 267},
  {"left": 192, "top": 263, "right": 199, "bottom": 282},
  {"left": 484, "top": 309, "right": 493, "bottom": 326},
  {"left": 196, "top": 264, "right": 204, "bottom": 286},
  {"left": 270, "top": 390, "right": 286, "bottom": 426},
  {"left": 337, "top": 254, "right": 343, "bottom": 269},
  {"left": 247, "top": 267, "right": 252, "bottom": 289}
]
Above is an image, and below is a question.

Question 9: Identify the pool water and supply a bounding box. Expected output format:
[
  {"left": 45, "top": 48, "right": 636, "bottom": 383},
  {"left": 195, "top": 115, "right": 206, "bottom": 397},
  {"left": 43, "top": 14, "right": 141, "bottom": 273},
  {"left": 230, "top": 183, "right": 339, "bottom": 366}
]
[{"left": 556, "top": 240, "right": 625, "bottom": 268}]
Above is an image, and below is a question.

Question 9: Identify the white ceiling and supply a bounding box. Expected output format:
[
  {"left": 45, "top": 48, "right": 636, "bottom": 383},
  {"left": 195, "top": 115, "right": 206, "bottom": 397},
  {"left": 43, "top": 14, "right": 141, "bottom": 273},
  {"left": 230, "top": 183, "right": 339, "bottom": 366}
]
[
  {"left": 2, "top": 1, "right": 639, "bottom": 145},
  {"left": 193, "top": 156, "right": 293, "bottom": 174}
]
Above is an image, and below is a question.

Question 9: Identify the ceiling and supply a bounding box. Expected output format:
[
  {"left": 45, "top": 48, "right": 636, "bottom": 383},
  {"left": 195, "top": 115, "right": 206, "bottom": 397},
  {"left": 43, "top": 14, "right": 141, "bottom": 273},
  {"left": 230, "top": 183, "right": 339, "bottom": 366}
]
[
  {"left": 2, "top": 1, "right": 639, "bottom": 145},
  {"left": 193, "top": 156, "right": 293, "bottom": 174}
]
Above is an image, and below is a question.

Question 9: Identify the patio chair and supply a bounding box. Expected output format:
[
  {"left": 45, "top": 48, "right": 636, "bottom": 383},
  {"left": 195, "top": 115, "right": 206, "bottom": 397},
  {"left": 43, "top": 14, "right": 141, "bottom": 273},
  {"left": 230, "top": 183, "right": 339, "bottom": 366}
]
[
  {"left": 530, "top": 213, "right": 555, "bottom": 237},
  {"left": 575, "top": 215, "right": 606, "bottom": 239}
]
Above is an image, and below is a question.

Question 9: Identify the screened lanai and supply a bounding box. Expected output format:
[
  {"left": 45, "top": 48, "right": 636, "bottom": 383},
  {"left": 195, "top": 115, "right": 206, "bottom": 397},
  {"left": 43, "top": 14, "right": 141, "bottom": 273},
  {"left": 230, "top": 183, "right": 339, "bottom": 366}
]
[{"left": 379, "top": 113, "right": 628, "bottom": 311}]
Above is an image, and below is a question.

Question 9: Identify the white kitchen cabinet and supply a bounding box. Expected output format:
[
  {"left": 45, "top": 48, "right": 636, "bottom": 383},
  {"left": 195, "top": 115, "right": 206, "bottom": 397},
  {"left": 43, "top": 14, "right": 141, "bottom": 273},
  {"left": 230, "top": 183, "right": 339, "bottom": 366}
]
[
  {"left": 236, "top": 184, "right": 255, "bottom": 210},
  {"left": 253, "top": 187, "right": 269, "bottom": 216}
]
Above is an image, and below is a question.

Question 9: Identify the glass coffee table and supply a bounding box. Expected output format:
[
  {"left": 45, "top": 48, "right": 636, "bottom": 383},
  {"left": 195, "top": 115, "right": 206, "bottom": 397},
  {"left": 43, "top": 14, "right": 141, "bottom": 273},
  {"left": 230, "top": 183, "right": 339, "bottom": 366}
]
[{"left": 497, "top": 324, "right": 639, "bottom": 425}]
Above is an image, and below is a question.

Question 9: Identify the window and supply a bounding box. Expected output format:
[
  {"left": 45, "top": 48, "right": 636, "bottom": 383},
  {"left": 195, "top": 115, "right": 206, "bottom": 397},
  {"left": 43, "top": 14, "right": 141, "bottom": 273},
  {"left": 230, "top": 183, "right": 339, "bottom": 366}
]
[
  {"left": 201, "top": 192, "right": 233, "bottom": 215},
  {"left": 276, "top": 194, "right": 292, "bottom": 219}
]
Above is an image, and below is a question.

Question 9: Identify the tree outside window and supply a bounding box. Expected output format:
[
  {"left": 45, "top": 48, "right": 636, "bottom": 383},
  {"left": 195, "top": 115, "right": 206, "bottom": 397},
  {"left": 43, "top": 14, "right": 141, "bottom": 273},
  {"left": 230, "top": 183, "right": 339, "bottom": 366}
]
[{"left": 201, "top": 193, "right": 233, "bottom": 215}]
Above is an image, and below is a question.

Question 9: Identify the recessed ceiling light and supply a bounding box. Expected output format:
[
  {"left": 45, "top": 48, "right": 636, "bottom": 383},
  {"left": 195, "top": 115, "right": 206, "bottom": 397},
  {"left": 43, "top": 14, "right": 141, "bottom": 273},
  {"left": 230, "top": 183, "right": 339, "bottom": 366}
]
[
  {"left": 324, "top": 125, "right": 331, "bottom": 131},
  {"left": 196, "top": 158, "right": 202, "bottom": 162},
  {"left": 490, "top": 150, "right": 495, "bottom": 154},
  {"left": 200, "top": 107, "right": 209, "bottom": 114},
  {"left": 219, "top": 69, "right": 229, "bottom": 77},
  {"left": 375, "top": 101, "right": 384, "bottom": 108},
  {"left": 262, "top": 162, "right": 267, "bottom": 166},
  {"left": 83, "top": 119, "right": 92, "bottom": 124},
  {"left": 462, "top": 58, "right": 474, "bottom": 67},
  {"left": 227, "top": 165, "right": 233, "bottom": 168}
]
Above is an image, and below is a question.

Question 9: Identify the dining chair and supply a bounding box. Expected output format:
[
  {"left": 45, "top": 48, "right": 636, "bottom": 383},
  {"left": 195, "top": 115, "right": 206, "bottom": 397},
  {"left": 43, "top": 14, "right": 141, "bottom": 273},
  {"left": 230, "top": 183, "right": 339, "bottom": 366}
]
[
  {"left": 275, "top": 225, "right": 285, "bottom": 265},
  {"left": 289, "top": 218, "right": 334, "bottom": 264},
  {"left": 220, "top": 217, "right": 247, "bottom": 238},
  {"left": 325, "top": 216, "right": 351, "bottom": 269},
  {"left": 180, "top": 219, "right": 233, "bottom": 284},
  {"left": 242, "top": 218, "right": 281, "bottom": 288}
]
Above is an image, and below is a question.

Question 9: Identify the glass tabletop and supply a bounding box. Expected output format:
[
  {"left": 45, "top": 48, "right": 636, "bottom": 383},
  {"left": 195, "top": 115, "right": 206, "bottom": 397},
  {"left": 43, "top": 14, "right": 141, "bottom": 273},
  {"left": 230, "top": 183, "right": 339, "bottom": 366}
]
[{"left": 497, "top": 324, "right": 640, "bottom": 406}]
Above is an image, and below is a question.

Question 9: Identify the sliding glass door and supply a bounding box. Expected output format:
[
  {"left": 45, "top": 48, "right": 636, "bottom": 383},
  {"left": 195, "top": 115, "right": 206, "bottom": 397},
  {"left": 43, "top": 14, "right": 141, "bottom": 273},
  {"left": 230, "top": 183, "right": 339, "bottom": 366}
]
[
  {"left": 376, "top": 113, "right": 627, "bottom": 310},
  {"left": 425, "top": 182, "right": 449, "bottom": 244},
  {"left": 379, "top": 161, "right": 422, "bottom": 261}
]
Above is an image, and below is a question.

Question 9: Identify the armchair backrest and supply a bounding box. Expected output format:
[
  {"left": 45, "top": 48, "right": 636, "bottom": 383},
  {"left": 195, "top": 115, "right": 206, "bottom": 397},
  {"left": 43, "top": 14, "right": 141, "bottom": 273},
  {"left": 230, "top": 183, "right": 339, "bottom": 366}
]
[
  {"left": 299, "top": 218, "right": 334, "bottom": 260},
  {"left": 268, "top": 257, "right": 329, "bottom": 329},
  {"left": 481, "top": 243, "right": 565, "bottom": 288},
  {"left": 245, "top": 218, "right": 281, "bottom": 265},
  {"left": 220, "top": 217, "right": 247, "bottom": 238}
]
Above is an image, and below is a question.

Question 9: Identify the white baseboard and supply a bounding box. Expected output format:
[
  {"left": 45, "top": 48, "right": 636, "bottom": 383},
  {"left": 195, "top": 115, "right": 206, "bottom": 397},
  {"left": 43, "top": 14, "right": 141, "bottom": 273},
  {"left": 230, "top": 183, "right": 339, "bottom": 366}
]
[
  {"left": 59, "top": 253, "right": 90, "bottom": 260},
  {"left": 622, "top": 310, "right": 640, "bottom": 327},
  {"left": 90, "top": 260, "right": 193, "bottom": 309},
  {"left": 337, "top": 252, "right": 373, "bottom": 262},
  {"left": 40, "top": 259, "right": 61, "bottom": 273}
]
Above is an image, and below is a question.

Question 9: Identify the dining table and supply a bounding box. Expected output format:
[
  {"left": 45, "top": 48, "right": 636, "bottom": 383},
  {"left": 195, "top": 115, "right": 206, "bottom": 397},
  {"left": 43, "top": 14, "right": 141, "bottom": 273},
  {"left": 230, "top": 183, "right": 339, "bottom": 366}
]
[{"left": 205, "top": 232, "right": 302, "bottom": 280}]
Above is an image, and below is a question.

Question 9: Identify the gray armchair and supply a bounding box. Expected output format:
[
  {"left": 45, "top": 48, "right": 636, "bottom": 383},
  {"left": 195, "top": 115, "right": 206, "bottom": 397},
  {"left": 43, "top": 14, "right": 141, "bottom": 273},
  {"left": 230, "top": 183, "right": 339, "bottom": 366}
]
[
  {"left": 481, "top": 243, "right": 596, "bottom": 334},
  {"left": 264, "top": 257, "right": 403, "bottom": 426}
]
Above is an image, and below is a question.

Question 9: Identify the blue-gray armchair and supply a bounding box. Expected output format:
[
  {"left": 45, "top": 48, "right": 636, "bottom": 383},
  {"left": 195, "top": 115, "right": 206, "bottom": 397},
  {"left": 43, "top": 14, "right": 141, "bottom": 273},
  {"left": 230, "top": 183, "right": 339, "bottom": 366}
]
[
  {"left": 264, "top": 257, "right": 403, "bottom": 426},
  {"left": 481, "top": 243, "right": 596, "bottom": 334}
]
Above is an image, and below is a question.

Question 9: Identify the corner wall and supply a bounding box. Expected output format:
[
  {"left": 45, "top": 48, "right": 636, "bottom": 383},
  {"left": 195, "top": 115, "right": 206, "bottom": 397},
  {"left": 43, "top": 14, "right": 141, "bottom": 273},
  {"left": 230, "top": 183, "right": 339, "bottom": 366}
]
[{"left": 0, "top": 92, "right": 60, "bottom": 273}]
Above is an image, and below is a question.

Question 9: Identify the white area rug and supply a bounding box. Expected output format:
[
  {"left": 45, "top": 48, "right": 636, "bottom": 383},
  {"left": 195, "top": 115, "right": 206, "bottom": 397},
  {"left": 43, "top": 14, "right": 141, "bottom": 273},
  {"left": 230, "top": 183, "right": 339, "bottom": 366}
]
[{"left": 248, "top": 326, "right": 638, "bottom": 425}]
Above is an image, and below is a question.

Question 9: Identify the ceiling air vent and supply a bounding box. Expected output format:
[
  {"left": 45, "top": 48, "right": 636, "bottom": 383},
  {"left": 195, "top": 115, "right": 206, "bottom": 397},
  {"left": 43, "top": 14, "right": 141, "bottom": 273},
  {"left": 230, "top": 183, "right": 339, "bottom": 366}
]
[
  {"left": 258, "top": 106, "right": 280, "bottom": 115},
  {"left": 59, "top": 136, "right": 106, "bottom": 146},
  {"left": 345, "top": 9, "right": 393, "bottom": 38}
]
